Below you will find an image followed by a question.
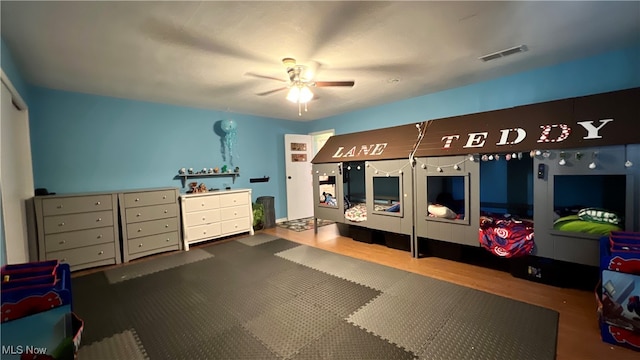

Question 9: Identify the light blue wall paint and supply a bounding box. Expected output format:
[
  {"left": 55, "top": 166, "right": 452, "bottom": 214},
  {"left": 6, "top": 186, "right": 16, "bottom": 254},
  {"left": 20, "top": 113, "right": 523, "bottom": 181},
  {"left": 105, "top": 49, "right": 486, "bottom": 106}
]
[
  {"left": 29, "top": 87, "right": 307, "bottom": 219},
  {"left": 16, "top": 43, "right": 640, "bottom": 227},
  {"left": 307, "top": 43, "right": 640, "bottom": 135}
]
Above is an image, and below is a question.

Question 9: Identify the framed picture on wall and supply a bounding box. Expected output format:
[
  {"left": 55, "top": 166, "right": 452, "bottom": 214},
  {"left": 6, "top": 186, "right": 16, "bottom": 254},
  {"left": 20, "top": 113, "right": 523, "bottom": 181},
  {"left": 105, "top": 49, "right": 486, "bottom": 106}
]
[
  {"left": 291, "top": 154, "right": 307, "bottom": 162},
  {"left": 291, "top": 143, "right": 307, "bottom": 151}
]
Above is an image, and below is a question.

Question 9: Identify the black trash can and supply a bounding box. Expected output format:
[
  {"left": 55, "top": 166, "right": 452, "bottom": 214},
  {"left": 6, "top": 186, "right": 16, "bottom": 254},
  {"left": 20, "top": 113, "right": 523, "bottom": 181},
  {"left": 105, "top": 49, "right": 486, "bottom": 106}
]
[{"left": 257, "top": 196, "right": 275, "bottom": 228}]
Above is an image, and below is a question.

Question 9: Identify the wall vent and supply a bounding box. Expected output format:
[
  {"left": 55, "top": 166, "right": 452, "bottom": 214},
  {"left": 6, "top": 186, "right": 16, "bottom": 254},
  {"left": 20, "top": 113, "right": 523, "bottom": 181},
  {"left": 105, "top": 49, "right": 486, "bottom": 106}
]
[{"left": 479, "top": 45, "right": 528, "bottom": 62}]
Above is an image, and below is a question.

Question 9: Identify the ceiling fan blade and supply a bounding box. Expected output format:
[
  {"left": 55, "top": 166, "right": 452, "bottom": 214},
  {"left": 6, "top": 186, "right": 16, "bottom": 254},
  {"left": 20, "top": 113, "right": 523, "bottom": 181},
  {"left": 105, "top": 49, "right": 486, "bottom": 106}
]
[
  {"left": 245, "top": 72, "right": 288, "bottom": 83},
  {"left": 314, "top": 81, "right": 355, "bottom": 87},
  {"left": 256, "top": 87, "right": 288, "bottom": 96},
  {"left": 142, "top": 18, "right": 267, "bottom": 62}
]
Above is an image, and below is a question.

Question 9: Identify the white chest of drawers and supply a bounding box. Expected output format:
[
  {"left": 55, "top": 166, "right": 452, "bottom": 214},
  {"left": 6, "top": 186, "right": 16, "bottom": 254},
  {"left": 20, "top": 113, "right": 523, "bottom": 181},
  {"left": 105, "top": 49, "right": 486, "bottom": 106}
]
[
  {"left": 180, "top": 189, "right": 254, "bottom": 250},
  {"left": 119, "top": 187, "right": 182, "bottom": 262},
  {"left": 33, "top": 192, "right": 121, "bottom": 271}
]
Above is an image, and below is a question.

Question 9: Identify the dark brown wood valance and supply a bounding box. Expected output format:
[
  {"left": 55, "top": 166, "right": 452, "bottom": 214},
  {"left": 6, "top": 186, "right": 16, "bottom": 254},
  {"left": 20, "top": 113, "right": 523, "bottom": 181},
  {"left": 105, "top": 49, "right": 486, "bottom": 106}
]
[{"left": 312, "top": 87, "right": 639, "bottom": 163}]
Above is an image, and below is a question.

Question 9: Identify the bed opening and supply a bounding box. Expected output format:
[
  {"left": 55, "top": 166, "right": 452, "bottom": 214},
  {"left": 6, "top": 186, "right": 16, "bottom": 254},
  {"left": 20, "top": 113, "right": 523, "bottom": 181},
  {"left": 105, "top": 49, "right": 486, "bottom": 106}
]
[
  {"left": 372, "top": 175, "right": 403, "bottom": 217},
  {"left": 426, "top": 174, "right": 469, "bottom": 225},
  {"left": 552, "top": 174, "right": 628, "bottom": 236},
  {"left": 318, "top": 175, "right": 338, "bottom": 208}
]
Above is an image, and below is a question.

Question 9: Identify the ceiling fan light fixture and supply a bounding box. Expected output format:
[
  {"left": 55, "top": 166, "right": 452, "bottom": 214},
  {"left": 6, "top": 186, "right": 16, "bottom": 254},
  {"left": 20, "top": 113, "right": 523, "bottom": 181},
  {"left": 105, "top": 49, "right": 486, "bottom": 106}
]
[
  {"left": 286, "top": 84, "right": 313, "bottom": 104},
  {"left": 286, "top": 86, "right": 300, "bottom": 103}
]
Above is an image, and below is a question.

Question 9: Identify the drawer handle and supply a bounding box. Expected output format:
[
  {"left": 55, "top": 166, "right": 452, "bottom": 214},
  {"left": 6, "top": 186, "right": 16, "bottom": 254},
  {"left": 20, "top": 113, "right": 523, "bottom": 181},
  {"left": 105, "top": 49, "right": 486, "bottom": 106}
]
[
  {"left": 58, "top": 222, "right": 65, "bottom": 227},
  {"left": 136, "top": 213, "right": 141, "bottom": 217},
  {"left": 97, "top": 218, "right": 102, "bottom": 222},
  {"left": 165, "top": 224, "right": 169, "bottom": 228},
  {"left": 135, "top": 198, "right": 140, "bottom": 202},
  {"left": 234, "top": 212, "right": 238, "bottom": 215},
  {"left": 138, "top": 243, "right": 143, "bottom": 248},
  {"left": 166, "top": 238, "right": 170, "bottom": 242},
  {"left": 57, "top": 205, "right": 64, "bottom": 209},
  {"left": 163, "top": 195, "right": 167, "bottom": 199},
  {"left": 203, "top": 231, "right": 207, "bottom": 234},
  {"left": 164, "top": 210, "right": 168, "bottom": 213},
  {"left": 97, "top": 234, "right": 103, "bottom": 239},
  {"left": 96, "top": 201, "right": 101, "bottom": 205},
  {"left": 202, "top": 217, "right": 206, "bottom": 221},
  {"left": 137, "top": 228, "right": 142, "bottom": 232},
  {"left": 201, "top": 203, "right": 205, "bottom": 207},
  {"left": 98, "top": 251, "right": 104, "bottom": 255},
  {"left": 61, "top": 258, "right": 67, "bottom": 262},
  {"left": 59, "top": 240, "right": 66, "bottom": 245}
]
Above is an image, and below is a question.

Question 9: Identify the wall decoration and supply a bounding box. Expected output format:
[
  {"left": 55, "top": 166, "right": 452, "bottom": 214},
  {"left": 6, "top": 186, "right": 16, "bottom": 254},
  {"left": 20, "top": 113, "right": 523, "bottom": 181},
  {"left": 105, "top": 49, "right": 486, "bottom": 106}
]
[
  {"left": 291, "top": 143, "right": 307, "bottom": 151},
  {"left": 292, "top": 154, "right": 307, "bottom": 162},
  {"left": 220, "top": 119, "right": 238, "bottom": 164}
]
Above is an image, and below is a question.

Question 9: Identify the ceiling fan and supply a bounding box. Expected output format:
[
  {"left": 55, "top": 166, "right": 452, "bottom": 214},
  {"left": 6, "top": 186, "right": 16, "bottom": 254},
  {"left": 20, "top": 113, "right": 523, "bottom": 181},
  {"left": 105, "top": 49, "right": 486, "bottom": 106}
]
[{"left": 247, "top": 58, "right": 355, "bottom": 116}]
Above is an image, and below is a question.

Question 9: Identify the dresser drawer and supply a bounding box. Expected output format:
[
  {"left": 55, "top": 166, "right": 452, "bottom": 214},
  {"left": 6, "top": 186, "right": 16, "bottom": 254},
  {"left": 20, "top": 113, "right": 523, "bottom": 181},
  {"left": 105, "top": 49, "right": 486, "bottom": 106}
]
[
  {"left": 185, "top": 223, "right": 221, "bottom": 242},
  {"left": 125, "top": 203, "right": 178, "bottom": 223},
  {"left": 41, "top": 194, "right": 113, "bottom": 216},
  {"left": 221, "top": 217, "right": 250, "bottom": 234},
  {"left": 185, "top": 209, "right": 220, "bottom": 226},
  {"left": 219, "top": 192, "right": 248, "bottom": 208},
  {"left": 184, "top": 195, "right": 220, "bottom": 212},
  {"left": 43, "top": 211, "right": 113, "bottom": 234},
  {"left": 44, "top": 227, "right": 114, "bottom": 253},
  {"left": 220, "top": 205, "right": 250, "bottom": 221},
  {"left": 46, "top": 242, "right": 116, "bottom": 266},
  {"left": 123, "top": 189, "right": 176, "bottom": 208},
  {"left": 128, "top": 231, "right": 180, "bottom": 255},
  {"left": 127, "top": 217, "right": 178, "bottom": 239}
]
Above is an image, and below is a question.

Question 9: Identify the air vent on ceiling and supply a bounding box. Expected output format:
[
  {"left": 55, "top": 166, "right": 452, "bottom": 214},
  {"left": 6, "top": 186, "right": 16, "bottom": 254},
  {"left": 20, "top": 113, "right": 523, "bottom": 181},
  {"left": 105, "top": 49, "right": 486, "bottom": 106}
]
[{"left": 479, "top": 45, "right": 528, "bottom": 62}]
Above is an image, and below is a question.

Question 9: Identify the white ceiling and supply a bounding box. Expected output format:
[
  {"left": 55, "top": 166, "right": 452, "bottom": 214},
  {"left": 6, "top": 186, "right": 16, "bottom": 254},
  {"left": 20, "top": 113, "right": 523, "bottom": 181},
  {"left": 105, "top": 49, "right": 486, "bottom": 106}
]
[{"left": 1, "top": 1, "right": 639, "bottom": 121}]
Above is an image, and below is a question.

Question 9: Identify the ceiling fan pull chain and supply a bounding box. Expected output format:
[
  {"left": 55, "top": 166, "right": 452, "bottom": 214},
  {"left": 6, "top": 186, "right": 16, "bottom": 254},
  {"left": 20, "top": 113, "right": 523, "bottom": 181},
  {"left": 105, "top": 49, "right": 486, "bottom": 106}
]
[{"left": 298, "top": 102, "right": 302, "bottom": 116}]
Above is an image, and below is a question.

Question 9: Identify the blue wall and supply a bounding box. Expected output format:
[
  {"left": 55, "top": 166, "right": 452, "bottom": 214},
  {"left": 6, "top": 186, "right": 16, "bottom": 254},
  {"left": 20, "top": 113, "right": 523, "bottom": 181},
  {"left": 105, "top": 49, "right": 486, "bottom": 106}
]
[
  {"left": 28, "top": 87, "right": 306, "bottom": 219},
  {"left": 5, "top": 39, "right": 640, "bottom": 233},
  {"left": 308, "top": 44, "right": 640, "bottom": 135}
]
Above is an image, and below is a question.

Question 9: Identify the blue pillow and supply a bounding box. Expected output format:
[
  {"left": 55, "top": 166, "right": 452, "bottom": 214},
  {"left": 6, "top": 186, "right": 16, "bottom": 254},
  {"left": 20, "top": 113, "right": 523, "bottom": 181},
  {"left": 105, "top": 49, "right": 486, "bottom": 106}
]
[{"left": 386, "top": 203, "right": 401, "bottom": 212}]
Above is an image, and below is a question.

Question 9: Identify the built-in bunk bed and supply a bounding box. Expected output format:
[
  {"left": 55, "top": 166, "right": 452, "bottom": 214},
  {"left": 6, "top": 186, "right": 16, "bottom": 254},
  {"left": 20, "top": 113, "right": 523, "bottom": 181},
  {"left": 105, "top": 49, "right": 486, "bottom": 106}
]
[
  {"left": 312, "top": 87, "right": 640, "bottom": 287},
  {"left": 312, "top": 125, "right": 416, "bottom": 252}
]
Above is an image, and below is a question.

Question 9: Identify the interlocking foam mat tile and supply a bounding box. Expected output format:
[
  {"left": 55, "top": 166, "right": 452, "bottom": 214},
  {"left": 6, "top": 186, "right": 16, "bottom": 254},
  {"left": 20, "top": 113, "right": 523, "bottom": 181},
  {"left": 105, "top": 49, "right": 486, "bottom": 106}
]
[{"left": 73, "top": 236, "right": 558, "bottom": 360}]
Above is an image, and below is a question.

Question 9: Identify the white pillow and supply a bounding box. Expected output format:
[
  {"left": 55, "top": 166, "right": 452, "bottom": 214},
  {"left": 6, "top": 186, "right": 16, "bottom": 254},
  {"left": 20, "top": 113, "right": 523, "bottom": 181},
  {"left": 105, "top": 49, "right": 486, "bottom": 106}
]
[{"left": 428, "top": 204, "right": 457, "bottom": 219}]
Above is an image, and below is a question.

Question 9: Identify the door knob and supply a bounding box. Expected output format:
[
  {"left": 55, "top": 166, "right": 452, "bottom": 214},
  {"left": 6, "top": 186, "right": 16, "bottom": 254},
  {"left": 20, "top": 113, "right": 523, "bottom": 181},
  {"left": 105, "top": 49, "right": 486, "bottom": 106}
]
[{"left": 288, "top": 176, "right": 292, "bottom": 179}]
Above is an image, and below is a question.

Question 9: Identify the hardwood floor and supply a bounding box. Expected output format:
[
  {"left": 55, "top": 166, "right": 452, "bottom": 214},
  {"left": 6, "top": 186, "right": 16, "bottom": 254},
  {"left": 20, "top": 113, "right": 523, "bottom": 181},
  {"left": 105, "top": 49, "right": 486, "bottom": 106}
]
[
  {"left": 73, "top": 224, "right": 638, "bottom": 359},
  {"left": 262, "top": 224, "right": 638, "bottom": 360}
]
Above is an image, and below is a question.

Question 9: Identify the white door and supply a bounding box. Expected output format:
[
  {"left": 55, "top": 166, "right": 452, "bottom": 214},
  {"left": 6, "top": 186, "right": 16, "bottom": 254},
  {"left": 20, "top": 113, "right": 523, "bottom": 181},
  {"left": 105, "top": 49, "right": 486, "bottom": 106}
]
[
  {"left": 284, "top": 134, "right": 313, "bottom": 220},
  {"left": 1, "top": 79, "right": 33, "bottom": 264}
]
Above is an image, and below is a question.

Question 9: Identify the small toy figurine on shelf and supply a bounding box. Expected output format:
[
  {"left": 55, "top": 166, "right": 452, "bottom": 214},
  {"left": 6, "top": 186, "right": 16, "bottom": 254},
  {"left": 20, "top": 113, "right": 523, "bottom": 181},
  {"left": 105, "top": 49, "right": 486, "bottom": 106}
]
[
  {"left": 221, "top": 165, "right": 228, "bottom": 173},
  {"left": 234, "top": 166, "right": 240, "bottom": 173},
  {"left": 187, "top": 182, "right": 198, "bottom": 193},
  {"left": 213, "top": 167, "right": 219, "bottom": 173},
  {"left": 187, "top": 182, "right": 209, "bottom": 193}
]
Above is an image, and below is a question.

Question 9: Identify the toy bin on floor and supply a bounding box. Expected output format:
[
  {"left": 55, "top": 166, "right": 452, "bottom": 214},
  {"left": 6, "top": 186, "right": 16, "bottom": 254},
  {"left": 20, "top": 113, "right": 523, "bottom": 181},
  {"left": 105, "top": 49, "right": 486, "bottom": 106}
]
[
  {"left": 597, "top": 232, "right": 640, "bottom": 352},
  {"left": 1, "top": 261, "right": 84, "bottom": 360}
]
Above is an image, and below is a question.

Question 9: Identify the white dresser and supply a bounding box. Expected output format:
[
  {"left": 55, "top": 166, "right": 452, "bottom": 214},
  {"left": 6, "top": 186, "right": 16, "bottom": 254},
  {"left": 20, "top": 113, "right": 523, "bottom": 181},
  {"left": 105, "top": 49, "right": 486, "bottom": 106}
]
[
  {"left": 180, "top": 189, "right": 254, "bottom": 250},
  {"left": 33, "top": 192, "right": 121, "bottom": 271},
  {"left": 119, "top": 187, "right": 182, "bottom": 262}
]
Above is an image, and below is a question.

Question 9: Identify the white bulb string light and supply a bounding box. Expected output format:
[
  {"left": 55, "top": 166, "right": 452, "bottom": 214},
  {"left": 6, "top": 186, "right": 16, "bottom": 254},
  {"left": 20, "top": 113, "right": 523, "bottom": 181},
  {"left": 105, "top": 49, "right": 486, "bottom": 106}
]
[
  {"left": 360, "top": 160, "right": 412, "bottom": 177},
  {"left": 325, "top": 147, "right": 635, "bottom": 176}
]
